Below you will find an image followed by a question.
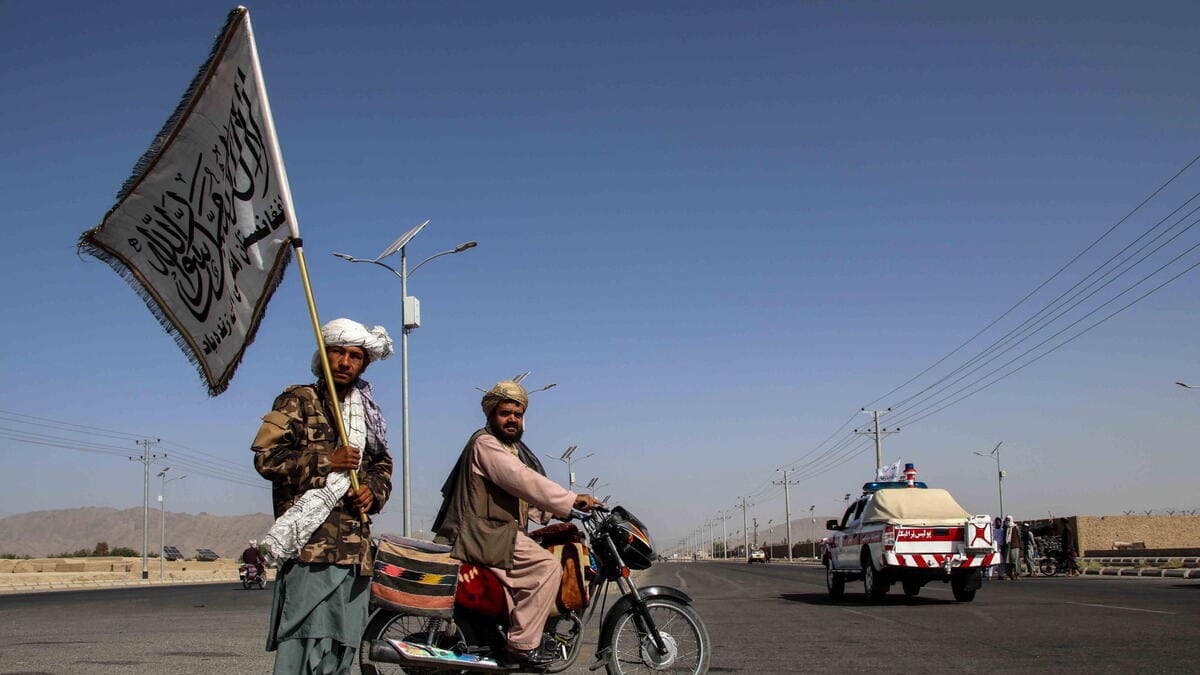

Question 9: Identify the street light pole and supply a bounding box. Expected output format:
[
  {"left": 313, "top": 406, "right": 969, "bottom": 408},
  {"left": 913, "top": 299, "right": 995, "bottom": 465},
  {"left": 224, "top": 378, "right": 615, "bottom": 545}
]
[
  {"left": 722, "top": 510, "right": 730, "bottom": 559},
  {"left": 973, "top": 442, "right": 1004, "bottom": 518},
  {"left": 334, "top": 224, "right": 477, "bottom": 537},
  {"left": 399, "top": 240, "right": 412, "bottom": 537},
  {"left": 548, "top": 445, "right": 594, "bottom": 491}
]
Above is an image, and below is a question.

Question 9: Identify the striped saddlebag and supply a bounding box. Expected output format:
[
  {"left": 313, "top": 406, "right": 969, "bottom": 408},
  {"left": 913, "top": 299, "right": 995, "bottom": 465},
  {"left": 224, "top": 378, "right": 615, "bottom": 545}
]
[{"left": 371, "top": 535, "right": 460, "bottom": 617}]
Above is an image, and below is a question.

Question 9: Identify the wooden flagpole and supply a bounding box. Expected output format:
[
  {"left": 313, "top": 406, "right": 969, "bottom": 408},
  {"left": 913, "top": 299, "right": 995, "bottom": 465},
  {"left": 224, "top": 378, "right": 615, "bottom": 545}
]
[{"left": 292, "top": 239, "right": 367, "bottom": 522}]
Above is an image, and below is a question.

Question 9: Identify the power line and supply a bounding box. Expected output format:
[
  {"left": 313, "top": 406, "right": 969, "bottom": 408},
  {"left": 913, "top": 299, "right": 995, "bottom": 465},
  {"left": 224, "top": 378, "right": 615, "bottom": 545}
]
[
  {"left": 888, "top": 223, "right": 1200, "bottom": 429},
  {"left": 862, "top": 151, "right": 1200, "bottom": 409},
  {"left": 887, "top": 195, "right": 1200, "bottom": 418},
  {"left": 0, "top": 412, "right": 266, "bottom": 491}
]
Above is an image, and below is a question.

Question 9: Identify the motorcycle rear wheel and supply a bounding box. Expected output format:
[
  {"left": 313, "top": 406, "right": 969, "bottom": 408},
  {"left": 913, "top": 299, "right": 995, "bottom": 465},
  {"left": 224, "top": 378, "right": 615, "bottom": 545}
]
[
  {"left": 359, "top": 612, "right": 464, "bottom": 675},
  {"left": 607, "top": 597, "right": 710, "bottom": 674}
]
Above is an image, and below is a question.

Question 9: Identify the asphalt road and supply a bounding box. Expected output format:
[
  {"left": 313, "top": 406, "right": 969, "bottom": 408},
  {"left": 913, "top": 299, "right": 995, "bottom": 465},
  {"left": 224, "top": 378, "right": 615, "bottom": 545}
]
[{"left": 1, "top": 563, "right": 1197, "bottom": 673}]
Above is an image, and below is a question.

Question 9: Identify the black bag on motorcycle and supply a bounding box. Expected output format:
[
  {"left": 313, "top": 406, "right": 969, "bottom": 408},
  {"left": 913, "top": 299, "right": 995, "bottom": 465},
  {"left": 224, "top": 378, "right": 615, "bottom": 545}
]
[{"left": 371, "top": 535, "right": 460, "bottom": 617}]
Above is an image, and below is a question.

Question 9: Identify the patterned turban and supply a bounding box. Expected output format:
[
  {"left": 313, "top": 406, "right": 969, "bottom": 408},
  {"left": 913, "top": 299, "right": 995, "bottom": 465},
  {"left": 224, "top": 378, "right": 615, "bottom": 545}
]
[
  {"left": 481, "top": 380, "right": 529, "bottom": 416},
  {"left": 310, "top": 318, "right": 394, "bottom": 376}
]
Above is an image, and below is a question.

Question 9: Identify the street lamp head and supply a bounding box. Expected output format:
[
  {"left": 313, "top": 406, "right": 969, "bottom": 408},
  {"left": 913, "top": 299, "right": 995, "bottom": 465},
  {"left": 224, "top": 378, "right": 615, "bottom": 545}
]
[
  {"left": 454, "top": 241, "right": 478, "bottom": 253},
  {"left": 331, "top": 252, "right": 355, "bottom": 261},
  {"left": 1177, "top": 381, "right": 1197, "bottom": 389},
  {"left": 529, "top": 383, "right": 557, "bottom": 394}
]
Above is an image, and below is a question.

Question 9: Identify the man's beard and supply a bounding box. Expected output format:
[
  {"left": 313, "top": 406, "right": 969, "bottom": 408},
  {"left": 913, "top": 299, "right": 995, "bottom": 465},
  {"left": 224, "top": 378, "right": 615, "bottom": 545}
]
[{"left": 494, "top": 425, "right": 523, "bottom": 444}]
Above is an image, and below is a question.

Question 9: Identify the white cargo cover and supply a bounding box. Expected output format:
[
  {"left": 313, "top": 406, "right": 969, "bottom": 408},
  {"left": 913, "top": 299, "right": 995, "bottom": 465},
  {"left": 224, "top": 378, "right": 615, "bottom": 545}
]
[{"left": 860, "top": 488, "right": 971, "bottom": 526}]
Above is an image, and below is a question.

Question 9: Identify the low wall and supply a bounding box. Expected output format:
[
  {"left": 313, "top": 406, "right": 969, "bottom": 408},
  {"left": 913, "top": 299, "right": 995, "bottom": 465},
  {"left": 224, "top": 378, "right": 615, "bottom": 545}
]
[
  {"left": 1076, "top": 515, "right": 1200, "bottom": 553},
  {"left": 0, "top": 556, "right": 270, "bottom": 588}
]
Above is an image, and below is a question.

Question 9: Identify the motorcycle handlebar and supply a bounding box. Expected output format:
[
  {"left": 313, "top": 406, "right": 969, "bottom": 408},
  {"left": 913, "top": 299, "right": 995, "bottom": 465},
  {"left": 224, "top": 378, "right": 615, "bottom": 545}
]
[{"left": 570, "top": 504, "right": 610, "bottom": 521}]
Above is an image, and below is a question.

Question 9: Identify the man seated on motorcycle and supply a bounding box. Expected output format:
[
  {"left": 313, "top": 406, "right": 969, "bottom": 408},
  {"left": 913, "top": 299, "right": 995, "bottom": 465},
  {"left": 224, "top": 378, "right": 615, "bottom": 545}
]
[
  {"left": 432, "top": 380, "right": 601, "bottom": 666},
  {"left": 241, "top": 540, "right": 264, "bottom": 578}
]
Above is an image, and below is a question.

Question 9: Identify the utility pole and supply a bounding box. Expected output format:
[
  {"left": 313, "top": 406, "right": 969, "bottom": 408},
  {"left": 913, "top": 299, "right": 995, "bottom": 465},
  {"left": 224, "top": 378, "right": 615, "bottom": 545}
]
[
  {"left": 130, "top": 439, "right": 163, "bottom": 580},
  {"left": 718, "top": 510, "right": 730, "bottom": 560},
  {"left": 774, "top": 468, "right": 800, "bottom": 561},
  {"left": 736, "top": 497, "right": 752, "bottom": 559},
  {"left": 855, "top": 408, "right": 899, "bottom": 474},
  {"left": 157, "top": 468, "right": 186, "bottom": 580},
  {"left": 752, "top": 517, "right": 760, "bottom": 548},
  {"left": 704, "top": 519, "right": 713, "bottom": 559}
]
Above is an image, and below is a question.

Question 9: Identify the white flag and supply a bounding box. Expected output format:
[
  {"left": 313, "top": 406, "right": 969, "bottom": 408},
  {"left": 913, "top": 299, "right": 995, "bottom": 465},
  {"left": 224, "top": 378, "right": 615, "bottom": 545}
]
[
  {"left": 876, "top": 459, "right": 902, "bottom": 481},
  {"left": 79, "top": 7, "right": 297, "bottom": 395}
]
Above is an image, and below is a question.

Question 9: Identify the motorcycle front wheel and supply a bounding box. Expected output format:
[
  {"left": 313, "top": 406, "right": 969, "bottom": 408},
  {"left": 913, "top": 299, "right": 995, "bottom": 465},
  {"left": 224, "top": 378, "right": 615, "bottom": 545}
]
[{"left": 607, "top": 597, "right": 710, "bottom": 674}]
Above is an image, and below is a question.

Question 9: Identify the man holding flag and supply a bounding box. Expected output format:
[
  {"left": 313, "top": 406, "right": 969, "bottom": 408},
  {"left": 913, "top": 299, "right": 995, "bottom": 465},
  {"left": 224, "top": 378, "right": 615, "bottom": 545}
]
[
  {"left": 77, "top": 8, "right": 395, "bottom": 672},
  {"left": 253, "top": 318, "right": 394, "bottom": 673}
]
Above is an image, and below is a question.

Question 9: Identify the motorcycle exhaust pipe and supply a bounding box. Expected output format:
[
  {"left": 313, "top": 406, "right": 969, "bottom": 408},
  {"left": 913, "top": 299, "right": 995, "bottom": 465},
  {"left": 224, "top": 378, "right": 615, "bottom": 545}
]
[{"left": 367, "top": 639, "right": 510, "bottom": 671}]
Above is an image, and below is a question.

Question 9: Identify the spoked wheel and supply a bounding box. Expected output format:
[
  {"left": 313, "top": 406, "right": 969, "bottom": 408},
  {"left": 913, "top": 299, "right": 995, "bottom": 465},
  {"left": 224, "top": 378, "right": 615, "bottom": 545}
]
[
  {"left": 1039, "top": 558, "right": 1059, "bottom": 577},
  {"left": 360, "top": 612, "right": 463, "bottom": 675},
  {"left": 607, "top": 598, "right": 710, "bottom": 674}
]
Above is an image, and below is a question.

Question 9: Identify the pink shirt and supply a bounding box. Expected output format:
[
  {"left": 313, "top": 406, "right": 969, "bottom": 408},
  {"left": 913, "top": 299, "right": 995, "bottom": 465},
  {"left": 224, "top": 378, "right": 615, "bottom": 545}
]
[{"left": 471, "top": 434, "right": 577, "bottom": 523}]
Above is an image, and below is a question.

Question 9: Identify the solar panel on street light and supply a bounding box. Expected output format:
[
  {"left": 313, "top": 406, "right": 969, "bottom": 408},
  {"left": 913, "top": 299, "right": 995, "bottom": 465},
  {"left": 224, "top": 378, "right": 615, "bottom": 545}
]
[{"left": 375, "top": 219, "right": 429, "bottom": 261}]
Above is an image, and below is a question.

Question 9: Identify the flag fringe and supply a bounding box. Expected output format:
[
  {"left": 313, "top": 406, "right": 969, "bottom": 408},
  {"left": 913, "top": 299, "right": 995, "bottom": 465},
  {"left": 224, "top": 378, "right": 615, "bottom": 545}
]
[
  {"left": 76, "top": 238, "right": 292, "bottom": 396},
  {"left": 115, "top": 6, "right": 246, "bottom": 203}
]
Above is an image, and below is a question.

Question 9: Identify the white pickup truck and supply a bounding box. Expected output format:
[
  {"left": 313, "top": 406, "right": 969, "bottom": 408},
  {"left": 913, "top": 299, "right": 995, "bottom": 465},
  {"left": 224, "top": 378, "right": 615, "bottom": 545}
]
[{"left": 823, "top": 479, "right": 998, "bottom": 602}]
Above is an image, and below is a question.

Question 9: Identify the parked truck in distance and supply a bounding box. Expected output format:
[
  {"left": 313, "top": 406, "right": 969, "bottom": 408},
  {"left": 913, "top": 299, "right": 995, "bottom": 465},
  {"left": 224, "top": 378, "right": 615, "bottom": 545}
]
[{"left": 823, "top": 469, "right": 998, "bottom": 602}]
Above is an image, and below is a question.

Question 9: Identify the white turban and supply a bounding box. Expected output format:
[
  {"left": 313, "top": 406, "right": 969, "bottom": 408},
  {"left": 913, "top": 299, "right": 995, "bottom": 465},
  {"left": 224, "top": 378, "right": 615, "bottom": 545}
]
[{"left": 310, "top": 318, "right": 393, "bottom": 377}]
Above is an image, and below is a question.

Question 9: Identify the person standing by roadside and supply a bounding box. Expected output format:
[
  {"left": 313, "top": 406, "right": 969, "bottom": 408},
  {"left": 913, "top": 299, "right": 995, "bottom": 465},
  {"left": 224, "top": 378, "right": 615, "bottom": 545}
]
[
  {"left": 1003, "top": 516, "right": 1022, "bottom": 580},
  {"left": 1021, "top": 523, "right": 1038, "bottom": 577},
  {"left": 990, "top": 516, "right": 1005, "bottom": 580},
  {"left": 252, "top": 318, "right": 394, "bottom": 673},
  {"left": 1061, "top": 518, "right": 1081, "bottom": 577}
]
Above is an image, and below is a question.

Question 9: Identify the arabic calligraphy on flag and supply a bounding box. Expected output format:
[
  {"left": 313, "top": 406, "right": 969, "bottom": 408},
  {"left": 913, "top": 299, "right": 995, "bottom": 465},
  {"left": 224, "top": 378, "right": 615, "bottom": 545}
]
[{"left": 79, "top": 7, "right": 297, "bottom": 395}]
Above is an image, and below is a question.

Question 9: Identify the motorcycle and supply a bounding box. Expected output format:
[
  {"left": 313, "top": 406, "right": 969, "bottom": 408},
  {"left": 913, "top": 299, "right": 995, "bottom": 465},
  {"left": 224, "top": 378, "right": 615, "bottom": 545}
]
[
  {"left": 361, "top": 505, "right": 711, "bottom": 674},
  {"left": 239, "top": 562, "right": 266, "bottom": 590}
]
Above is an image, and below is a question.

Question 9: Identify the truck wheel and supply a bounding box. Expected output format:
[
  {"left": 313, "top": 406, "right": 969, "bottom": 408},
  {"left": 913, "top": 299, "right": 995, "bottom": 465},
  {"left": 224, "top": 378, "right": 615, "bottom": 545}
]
[
  {"left": 901, "top": 579, "right": 921, "bottom": 597},
  {"left": 826, "top": 561, "right": 845, "bottom": 600},
  {"left": 951, "top": 574, "right": 976, "bottom": 602},
  {"left": 862, "top": 554, "right": 889, "bottom": 600}
]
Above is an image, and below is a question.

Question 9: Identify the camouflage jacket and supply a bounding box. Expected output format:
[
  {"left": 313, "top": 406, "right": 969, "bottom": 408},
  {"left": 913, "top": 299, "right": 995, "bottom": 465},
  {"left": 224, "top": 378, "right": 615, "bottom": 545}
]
[{"left": 252, "top": 382, "right": 393, "bottom": 575}]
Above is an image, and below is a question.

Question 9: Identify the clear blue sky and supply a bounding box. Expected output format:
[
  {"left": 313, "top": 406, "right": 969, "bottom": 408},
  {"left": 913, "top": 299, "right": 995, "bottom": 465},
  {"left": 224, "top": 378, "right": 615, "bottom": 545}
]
[{"left": 2, "top": 1, "right": 1199, "bottom": 548}]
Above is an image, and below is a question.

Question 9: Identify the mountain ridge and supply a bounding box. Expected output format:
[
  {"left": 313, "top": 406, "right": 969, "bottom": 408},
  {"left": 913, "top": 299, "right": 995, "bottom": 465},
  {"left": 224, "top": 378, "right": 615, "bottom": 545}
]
[{"left": 0, "top": 506, "right": 274, "bottom": 558}]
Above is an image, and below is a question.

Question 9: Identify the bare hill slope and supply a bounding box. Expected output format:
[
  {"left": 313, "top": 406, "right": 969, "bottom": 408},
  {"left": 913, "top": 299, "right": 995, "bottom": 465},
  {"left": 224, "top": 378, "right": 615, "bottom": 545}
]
[{"left": 0, "top": 507, "right": 273, "bottom": 558}]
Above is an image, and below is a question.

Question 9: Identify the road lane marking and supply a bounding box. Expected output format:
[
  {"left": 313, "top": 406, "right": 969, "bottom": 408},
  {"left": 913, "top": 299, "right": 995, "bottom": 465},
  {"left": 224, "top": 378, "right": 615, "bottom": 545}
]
[
  {"left": 675, "top": 571, "right": 688, "bottom": 589},
  {"left": 1065, "top": 601, "right": 1175, "bottom": 615}
]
